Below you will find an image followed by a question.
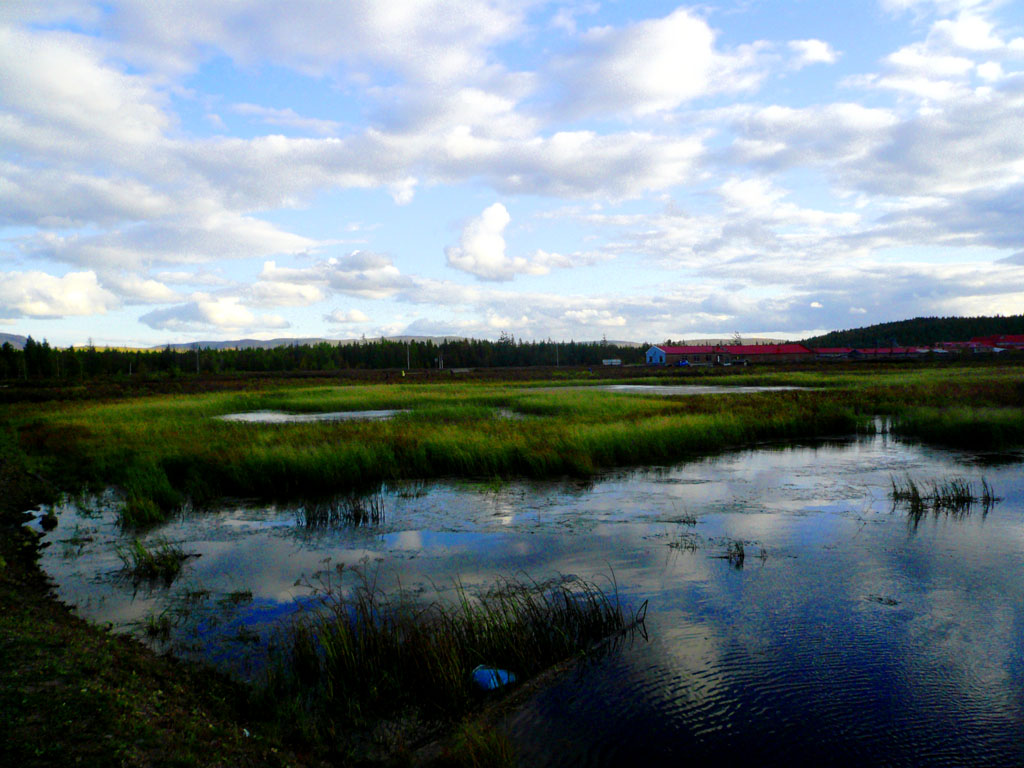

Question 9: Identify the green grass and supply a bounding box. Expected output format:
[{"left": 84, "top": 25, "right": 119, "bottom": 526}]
[
  {"left": 3, "top": 362, "right": 1023, "bottom": 525},
  {"left": 263, "top": 569, "right": 628, "bottom": 742},
  {"left": 116, "top": 537, "right": 192, "bottom": 584},
  {"left": 890, "top": 474, "right": 999, "bottom": 521}
]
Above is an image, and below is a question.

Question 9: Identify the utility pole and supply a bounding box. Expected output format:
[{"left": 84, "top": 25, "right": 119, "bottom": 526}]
[
  {"left": 407, "top": 341, "right": 410, "bottom": 370},
  {"left": 195, "top": 345, "right": 200, "bottom": 374}
]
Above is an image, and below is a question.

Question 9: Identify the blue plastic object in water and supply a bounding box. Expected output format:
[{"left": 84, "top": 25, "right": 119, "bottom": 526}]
[{"left": 472, "top": 664, "right": 516, "bottom": 690}]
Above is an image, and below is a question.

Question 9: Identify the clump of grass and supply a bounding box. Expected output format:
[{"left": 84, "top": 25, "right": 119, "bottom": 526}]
[
  {"left": 144, "top": 611, "right": 173, "bottom": 641},
  {"left": 890, "top": 474, "right": 999, "bottom": 520},
  {"left": 121, "top": 495, "right": 164, "bottom": 528},
  {"left": 667, "top": 531, "right": 698, "bottom": 552},
  {"left": 116, "top": 537, "right": 193, "bottom": 584},
  {"left": 266, "top": 568, "right": 630, "bottom": 735},
  {"left": 441, "top": 720, "right": 517, "bottom": 767},
  {"left": 298, "top": 491, "right": 385, "bottom": 528},
  {"left": 726, "top": 539, "right": 745, "bottom": 569}
]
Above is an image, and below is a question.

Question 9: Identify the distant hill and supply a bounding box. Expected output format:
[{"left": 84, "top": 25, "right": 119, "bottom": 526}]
[
  {"left": 0, "top": 333, "right": 27, "bottom": 350},
  {"left": 801, "top": 315, "right": 1024, "bottom": 348}
]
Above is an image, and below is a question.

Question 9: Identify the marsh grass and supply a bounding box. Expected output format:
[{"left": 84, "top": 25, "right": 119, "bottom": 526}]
[
  {"left": 892, "top": 406, "right": 1024, "bottom": 449},
  {"left": 297, "top": 491, "right": 385, "bottom": 528},
  {"left": 726, "top": 539, "right": 746, "bottom": 569},
  {"left": 667, "top": 530, "right": 699, "bottom": 552},
  {"left": 116, "top": 537, "right": 193, "bottom": 584},
  {"left": 890, "top": 474, "right": 999, "bottom": 520},
  {"left": 442, "top": 720, "right": 517, "bottom": 767},
  {"left": 265, "top": 567, "right": 629, "bottom": 736},
  {"left": 8, "top": 365, "right": 1022, "bottom": 524}
]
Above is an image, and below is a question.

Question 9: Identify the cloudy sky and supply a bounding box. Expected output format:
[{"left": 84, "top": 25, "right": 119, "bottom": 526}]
[{"left": 2, "top": 0, "right": 1023, "bottom": 347}]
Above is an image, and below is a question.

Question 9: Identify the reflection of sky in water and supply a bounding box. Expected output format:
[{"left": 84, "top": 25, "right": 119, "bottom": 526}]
[
  {"left": 36, "top": 433, "right": 1024, "bottom": 766},
  {"left": 216, "top": 409, "right": 404, "bottom": 423}
]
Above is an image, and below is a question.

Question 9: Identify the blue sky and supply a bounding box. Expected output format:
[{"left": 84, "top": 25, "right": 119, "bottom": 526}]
[{"left": 2, "top": 0, "right": 1023, "bottom": 347}]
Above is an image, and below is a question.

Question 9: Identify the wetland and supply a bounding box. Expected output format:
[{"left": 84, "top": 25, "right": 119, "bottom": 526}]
[{"left": 5, "top": 362, "right": 1024, "bottom": 765}]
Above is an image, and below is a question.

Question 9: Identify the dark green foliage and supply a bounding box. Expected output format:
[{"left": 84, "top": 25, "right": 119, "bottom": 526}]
[
  {"left": 802, "top": 314, "right": 1024, "bottom": 348},
  {"left": 0, "top": 335, "right": 645, "bottom": 381}
]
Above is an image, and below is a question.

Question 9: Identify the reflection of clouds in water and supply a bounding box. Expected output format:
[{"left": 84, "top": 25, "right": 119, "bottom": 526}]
[
  {"left": 388, "top": 530, "right": 422, "bottom": 550},
  {"left": 36, "top": 431, "right": 1024, "bottom": 762}
]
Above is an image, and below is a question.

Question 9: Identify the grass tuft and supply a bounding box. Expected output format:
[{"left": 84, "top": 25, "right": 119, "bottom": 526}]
[
  {"left": 890, "top": 474, "right": 999, "bottom": 521},
  {"left": 265, "top": 567, "right": 631, "bottom": 739},
  {"left": 297, "top": 490, "right": 386, "bottom": 528},
  {"left": 116, "top": 537, "right": 193, "bottom": 584}
]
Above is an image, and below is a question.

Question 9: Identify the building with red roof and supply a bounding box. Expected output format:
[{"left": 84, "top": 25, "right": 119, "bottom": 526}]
[
  {"left": 646, "top": 343, "right": 814, "bottom": 365},
  {"left": 970, "top": 335, "right": 1024, "bottom": 349}
]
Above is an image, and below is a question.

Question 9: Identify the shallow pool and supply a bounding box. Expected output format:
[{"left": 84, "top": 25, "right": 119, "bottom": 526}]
[{"left": 36, "top": 431, "right": 1024, "bottom": 765}]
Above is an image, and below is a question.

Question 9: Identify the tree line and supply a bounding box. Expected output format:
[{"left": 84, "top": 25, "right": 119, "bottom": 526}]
[
  {"left": 802, "top": 315, "right": 1024, "bottom": 349},
  {"left": 0, "top": 336, "right": 645, "bottom": 380}
]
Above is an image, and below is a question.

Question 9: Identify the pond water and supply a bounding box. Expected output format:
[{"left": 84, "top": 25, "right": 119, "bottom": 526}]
[
  {"left": 216, "top": 408, "right": 405, "bottom": 423},
  {"left": 35, "top": 431, "right": 1024, "bottom": 766},
  {"left": 541, "top": 384, "right": 807, "bottom": 396}
]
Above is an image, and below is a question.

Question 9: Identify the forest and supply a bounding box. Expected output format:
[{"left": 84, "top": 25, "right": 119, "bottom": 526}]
[{"left": 0, "top": 335, "right": 645, "bottom": 380}]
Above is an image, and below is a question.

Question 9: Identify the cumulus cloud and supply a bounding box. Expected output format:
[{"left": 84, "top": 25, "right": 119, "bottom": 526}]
[
  {"left": 260, "top": 252, "right": 411, "bottom": 300},
  {"left": 3, "top": 1, "right": 1024, "bottom": 345},
  {"left": 550, "top": 8, "right": 769, "bottom": 117},
  {"left": 0, "top": 270, "right": 119, "bottom": 319},
  {"left": 788, "top": 39, "right": 839, "bottom": 67},
  {"left": 446, "top": 203, "right": 518, "bottom": 280},
  {"left": 139, "top": 294, "right": 289, "bottom": 332},
  {"left": 100, "top": 272, "right": 179, "bottom": 304},
  {"left": 325, "top": 308, "right": 370, "bottom": 324},
  {"left": 445, "top": 203, "right": 608, "bottom": 281},
  {"left": 250, "top": 281, "right": 325, "bottom": 307},
  {"left": 32, "top": 214, "right": 319, "bottom": 270}
]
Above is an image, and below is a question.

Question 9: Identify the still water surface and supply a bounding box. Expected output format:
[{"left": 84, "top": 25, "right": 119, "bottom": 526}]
[{"left": 36, "top": 431, "right": 1024, "bottom": 765}]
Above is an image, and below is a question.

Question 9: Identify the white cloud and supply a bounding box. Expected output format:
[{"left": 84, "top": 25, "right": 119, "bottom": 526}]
[
  {"left": 139, "top": 294, "right": 289, "bottom": 331},
  {"left": 250, "top": 281, "right": 325, "bottom": 307},
  {"left": 550, "top": 8, "right": 770, "bottom": 117},
  {"left": 33, "top": 213, "right": 319, "bottom": 270},
  {"left": 260, "top": 252, "right": 411, "bottom": 300},
  {"left": 325, "top": 308, "right": 370, "bottom": 324},
  {"left": 71, "top": 0, "right": 526, "bottom": 83},
  {"left": 230, "top": 103, "right": 340, "bottom": 135},
  {"left": 446, "top": 203, "right": 519, "bottom": 280},
  {"left": 445, "top": 203, "right": 607, "bottom": 281},
  {"left": 100, "top": 273, "right": 179, "bottom": 304},
  {"left": 0, "top": 270, "right": 119, "bottom": 318},
  {"left": 788, "top": 39, "right": 839, "bottom": 68}
]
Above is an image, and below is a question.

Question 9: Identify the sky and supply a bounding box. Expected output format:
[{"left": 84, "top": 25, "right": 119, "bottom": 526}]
[{"left": 2, "top": 0, "right": 1023, "bottom": 348}]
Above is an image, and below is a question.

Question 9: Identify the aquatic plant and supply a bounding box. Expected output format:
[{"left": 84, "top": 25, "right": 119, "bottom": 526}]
[
  {"left": 889, "top": 474, "right": 999, "bottom": 520},
  {"left": 144, "top": 611, "right": 173, "bottom": 641},
  {"left": 667, "top": 531, "right": 699, "bottom": 552},
  {"left": 116, "top": 537, "right": 192, "bottom": 584},
  {"left": 6, "top": 364, "right": 1023, "bottom": 527},
  {"left": 443, "top": 719, "right": 517, "bottom": 767},
  {"left": 265, "top": 568, "right": 631, "bottom": 734},
  {"left": 726, "top": 539, "right": 745, "bottom": 569},
  {"left": 297, "top": 491, "right": 385, "bottom": 528}
]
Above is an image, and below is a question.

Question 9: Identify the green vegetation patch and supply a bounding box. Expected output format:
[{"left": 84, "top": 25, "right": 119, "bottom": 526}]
[{"left": 263, "top": 569, "right": 628, "bottom": 746}]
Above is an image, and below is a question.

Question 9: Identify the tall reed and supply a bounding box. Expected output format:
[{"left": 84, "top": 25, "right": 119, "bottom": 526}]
[
  {"left": 890, "top": 474, "right": 999, "bottom": 520},
  {"left": 266, "top": 567, "right": 630, "bottom": 734}
]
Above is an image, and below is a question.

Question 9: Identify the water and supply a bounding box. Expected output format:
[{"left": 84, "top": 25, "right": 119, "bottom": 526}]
[
  {"left": 216, "top": 408, "right": 405, "bottom": 423},
  {"left": 35, "top": 432, "right": 1024, "bottom": 765},
  {"left": 541, "top": 384, "right": 807, "bottom": 396}
]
